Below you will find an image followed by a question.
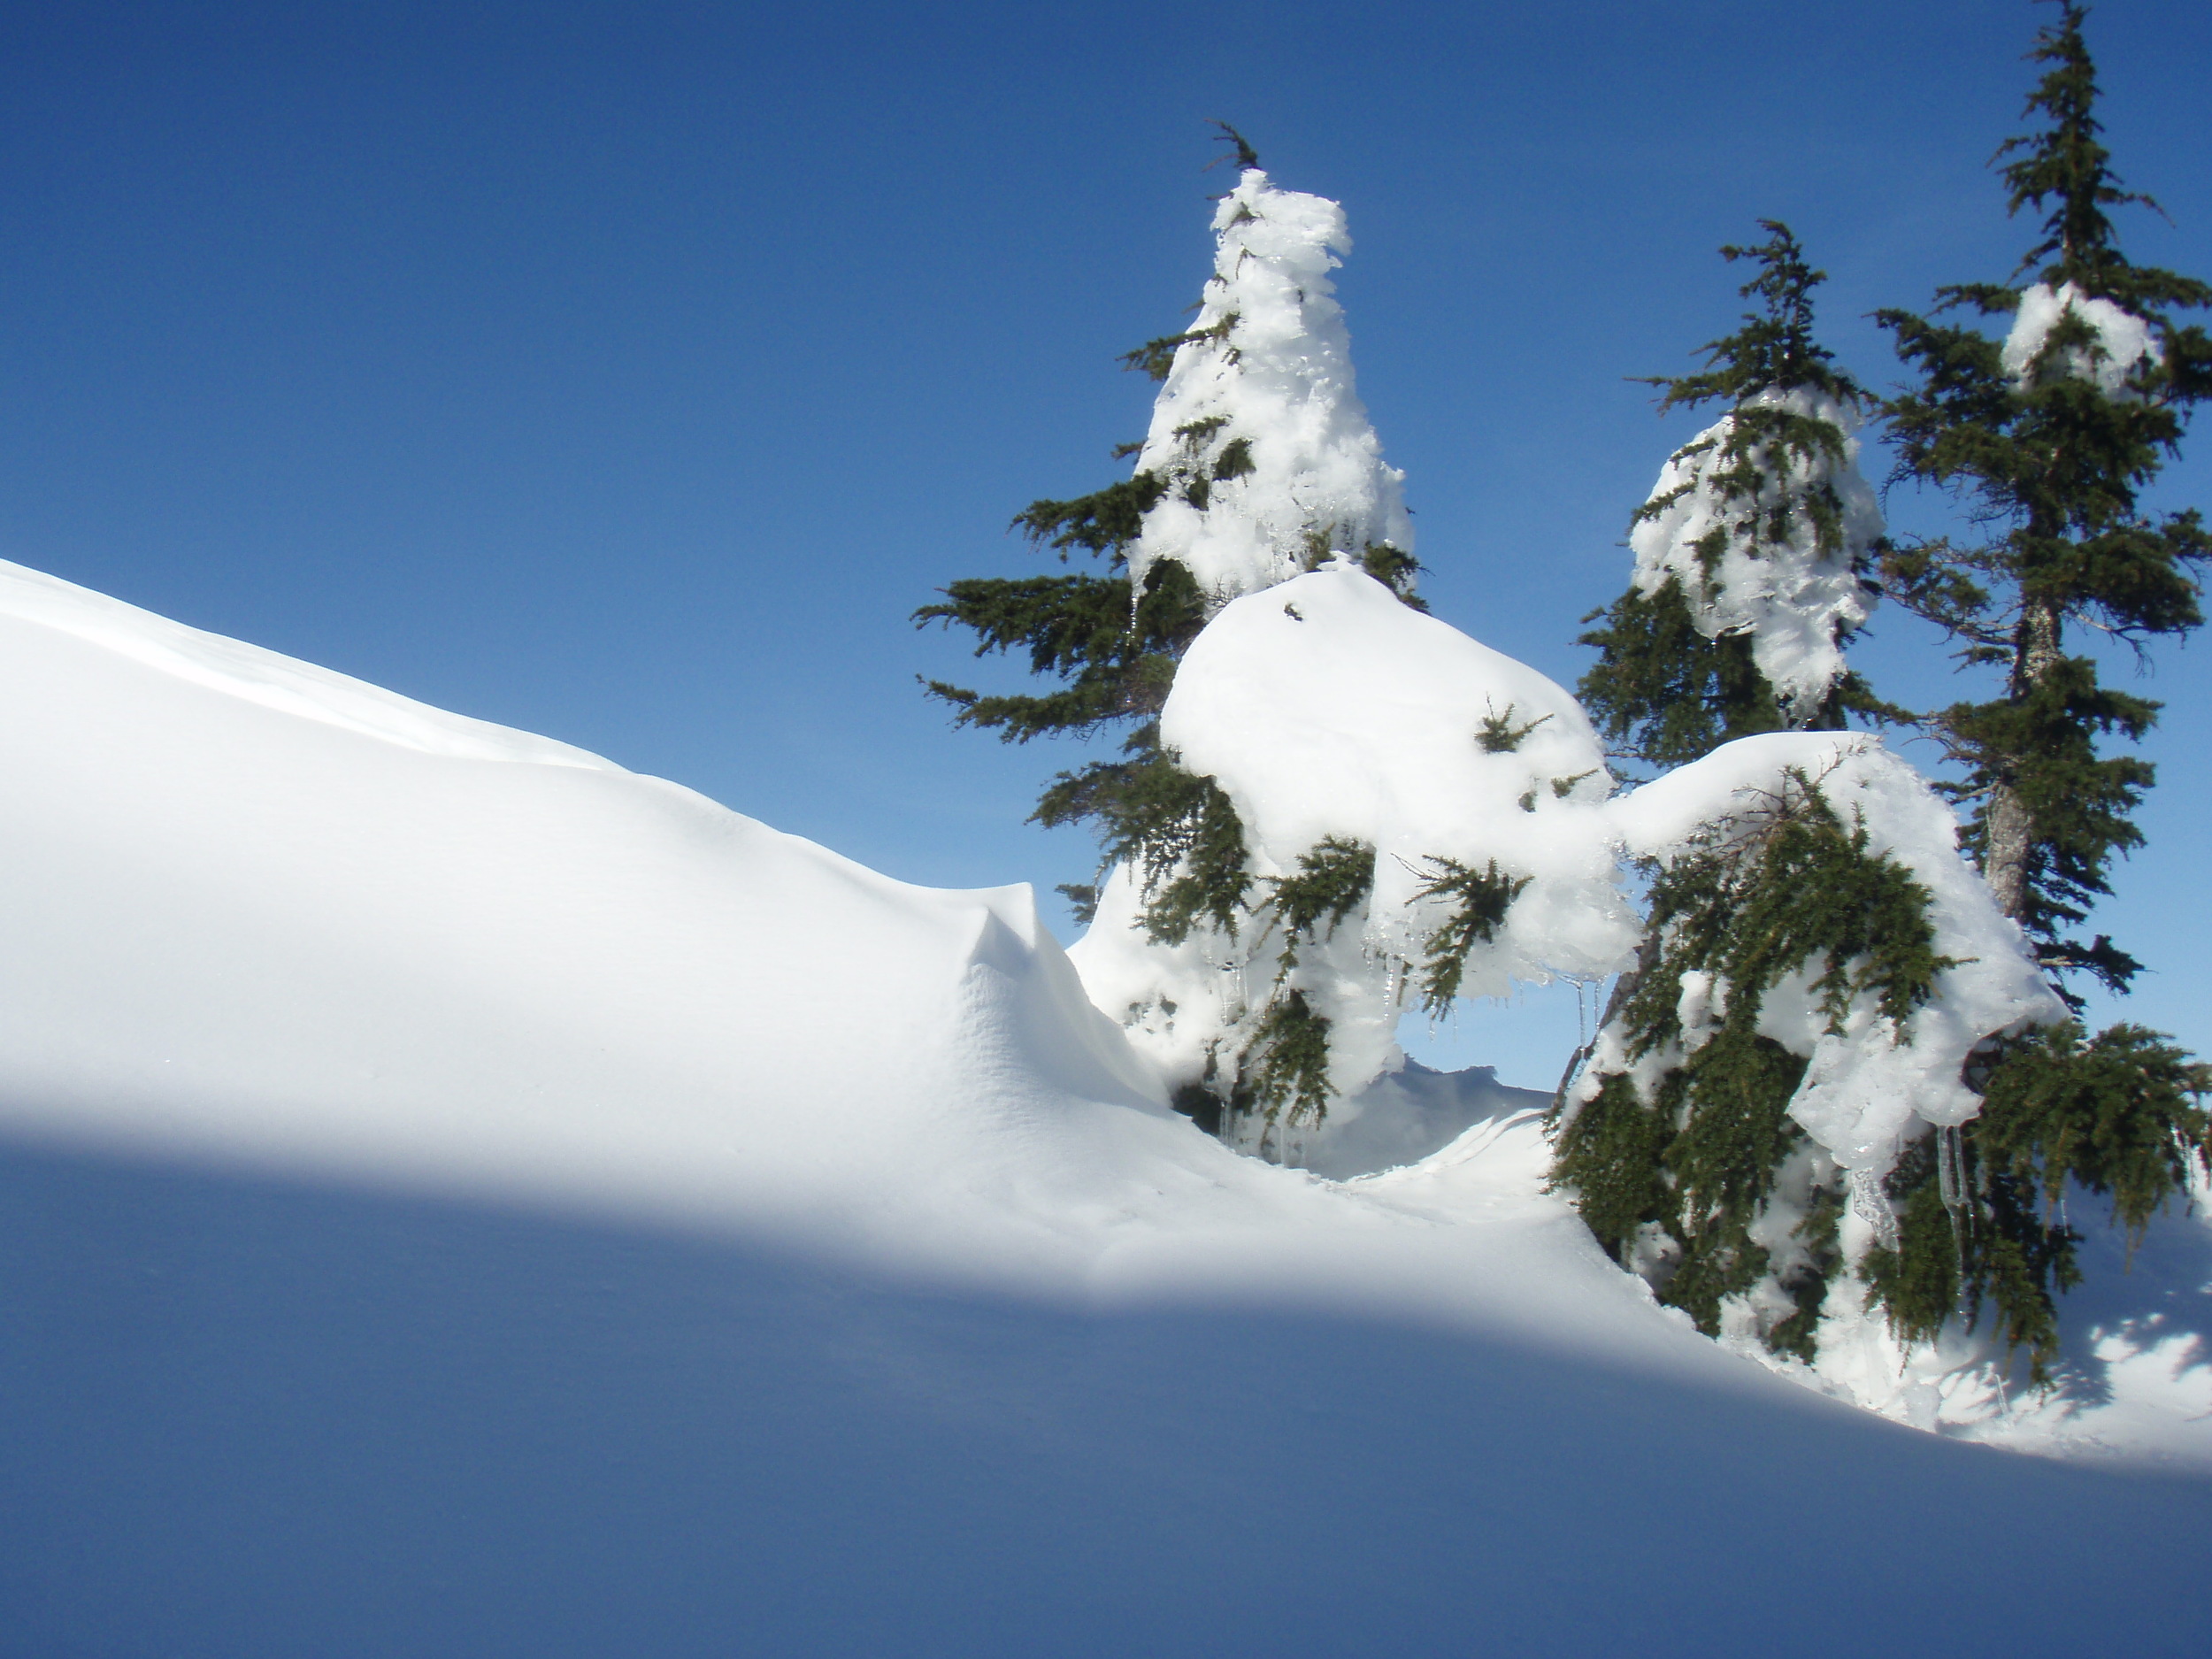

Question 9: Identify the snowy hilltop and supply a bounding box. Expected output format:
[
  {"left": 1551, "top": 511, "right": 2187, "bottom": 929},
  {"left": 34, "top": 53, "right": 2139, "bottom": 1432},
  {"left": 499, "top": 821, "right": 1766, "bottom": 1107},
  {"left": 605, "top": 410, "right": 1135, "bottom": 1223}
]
[{"left": 4, "top": 557, "right": 2210, "bottom": 1655}]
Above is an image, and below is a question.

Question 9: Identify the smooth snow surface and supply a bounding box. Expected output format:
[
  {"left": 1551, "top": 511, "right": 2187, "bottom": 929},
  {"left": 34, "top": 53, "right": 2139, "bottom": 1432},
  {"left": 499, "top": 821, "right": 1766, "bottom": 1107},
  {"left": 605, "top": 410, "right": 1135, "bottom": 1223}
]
[
  {"left": 1628, "top": 388, "right": 1878, "bottom": 716},
  {"left": 2003, "top": 280, "right": 2163, "bottom": 395},
  {"left": 4, "top": 561, "right": 2209, "bottom": 1655},
  {"left": 1125, "top": 170, "right": 1411, "bottom": 609}
]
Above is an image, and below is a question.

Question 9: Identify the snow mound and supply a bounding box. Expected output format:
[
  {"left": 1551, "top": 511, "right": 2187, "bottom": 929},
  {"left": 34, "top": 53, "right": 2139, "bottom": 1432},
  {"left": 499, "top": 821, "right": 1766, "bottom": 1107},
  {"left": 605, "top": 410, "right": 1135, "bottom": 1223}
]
[
  {"left": 0, "top": 558, "right": 618, "bottom": 770},
  {"left": 1163, "top": 564, "right": 1632, "bottom": 986},
  {"left": 1126, "top": 170, "right": 1412, "bottom": 609},
  {"left": 1072, "top": 565, "right": 1634, "bottom": 1109}
]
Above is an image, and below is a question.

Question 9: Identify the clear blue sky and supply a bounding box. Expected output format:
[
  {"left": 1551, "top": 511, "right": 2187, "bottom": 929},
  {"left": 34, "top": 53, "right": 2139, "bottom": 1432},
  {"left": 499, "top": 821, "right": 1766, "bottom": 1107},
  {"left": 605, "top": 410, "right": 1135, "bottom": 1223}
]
[{"left": 3, "top": 0, "right": 2207, "bottom": 1084}]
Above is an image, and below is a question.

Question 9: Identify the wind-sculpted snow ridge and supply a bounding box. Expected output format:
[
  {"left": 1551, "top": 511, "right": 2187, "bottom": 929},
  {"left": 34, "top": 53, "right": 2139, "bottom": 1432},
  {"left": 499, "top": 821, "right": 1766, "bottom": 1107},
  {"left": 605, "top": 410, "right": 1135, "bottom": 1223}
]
[
  {"left": 3, "top": 560, "right": 2209, "bottom": 1653},
  {"left": 0, "top": 557, "right": 619, "bottom": 771},
  {"left": 1125, "top": 170, "right": 1411, "bottom": 610}
]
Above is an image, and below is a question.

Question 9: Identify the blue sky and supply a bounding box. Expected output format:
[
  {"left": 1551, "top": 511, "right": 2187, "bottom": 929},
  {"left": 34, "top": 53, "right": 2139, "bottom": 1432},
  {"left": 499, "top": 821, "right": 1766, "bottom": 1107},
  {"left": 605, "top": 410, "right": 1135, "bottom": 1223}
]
[{"left": 3, "top": 0, "right": 2207, "bottom": 1084}]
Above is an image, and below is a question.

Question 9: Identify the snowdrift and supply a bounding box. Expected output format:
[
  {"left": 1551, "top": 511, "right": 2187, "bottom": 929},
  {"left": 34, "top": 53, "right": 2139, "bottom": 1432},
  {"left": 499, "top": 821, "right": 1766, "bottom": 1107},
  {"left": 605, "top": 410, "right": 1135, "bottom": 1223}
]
[{"left": 2, "top": 560, "right": 2209, "bottom": 1656}]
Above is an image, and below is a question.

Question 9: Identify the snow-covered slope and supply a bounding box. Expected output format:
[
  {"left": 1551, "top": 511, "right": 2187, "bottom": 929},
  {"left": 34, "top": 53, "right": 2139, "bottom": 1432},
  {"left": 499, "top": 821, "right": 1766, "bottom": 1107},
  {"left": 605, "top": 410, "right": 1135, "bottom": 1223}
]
[{"left": 2, "top": 560, "right": 2208, "bottom": 1656}]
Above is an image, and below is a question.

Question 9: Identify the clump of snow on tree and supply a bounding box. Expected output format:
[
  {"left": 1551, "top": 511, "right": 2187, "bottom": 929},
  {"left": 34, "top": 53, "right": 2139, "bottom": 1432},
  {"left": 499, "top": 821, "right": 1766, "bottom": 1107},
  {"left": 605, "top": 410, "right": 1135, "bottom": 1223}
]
[
  {"left": 1627, "top": 390, "right": 1880, "bottom": 718},
  {"left": 1070, "top": 564, "right": 1635, "bottom": 1128},
  {"left": 2001, "top": 280, "right": 2163, "bottom": 395},
  {"left": 1125, "top": 170, "right": 1412, "bottom": 610},
  {"left": 1597, "top": 732, "right": 2064, "bottom": 1177}
]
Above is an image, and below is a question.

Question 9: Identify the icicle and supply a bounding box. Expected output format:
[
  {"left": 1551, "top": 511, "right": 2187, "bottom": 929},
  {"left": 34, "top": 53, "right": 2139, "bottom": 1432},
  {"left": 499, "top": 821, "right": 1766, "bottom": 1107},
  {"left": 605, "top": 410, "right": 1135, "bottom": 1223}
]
[{"left": 1850, "top": 1166, "right": 1899, "bottom": 1250}]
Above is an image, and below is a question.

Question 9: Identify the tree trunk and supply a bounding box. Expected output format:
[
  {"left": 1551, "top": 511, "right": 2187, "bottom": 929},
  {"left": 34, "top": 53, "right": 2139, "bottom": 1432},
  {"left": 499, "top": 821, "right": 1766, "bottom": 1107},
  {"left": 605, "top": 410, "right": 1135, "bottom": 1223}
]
[{"left": 1981, "top": 596, "right": 2063, "bottom": 926}]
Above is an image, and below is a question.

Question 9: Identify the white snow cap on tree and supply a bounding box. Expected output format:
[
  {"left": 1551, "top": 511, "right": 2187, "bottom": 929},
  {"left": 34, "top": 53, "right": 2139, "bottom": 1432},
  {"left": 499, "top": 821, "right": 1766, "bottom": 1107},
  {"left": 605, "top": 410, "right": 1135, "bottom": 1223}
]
[
  {"left": 1125, "top": 170, "right": 1413, "bottom": 610},
  {"left": 1629, "top": 389, "right": 1880, "bottom": 718},
  {"left": 2001, "top": 280, "right": 2163, "bottom": 396},
  {"left": 1070, "top": 565, "right": 1636, "bottom": 1107},
  {"left": 1601, "top": 732, "right": 2066, "bottom": 1175}
]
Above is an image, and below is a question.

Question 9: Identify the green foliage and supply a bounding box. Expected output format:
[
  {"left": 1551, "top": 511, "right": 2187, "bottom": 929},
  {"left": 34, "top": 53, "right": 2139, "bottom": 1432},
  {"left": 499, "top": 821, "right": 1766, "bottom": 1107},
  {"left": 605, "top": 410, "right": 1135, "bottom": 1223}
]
[
  {"left": 1413, "top": 857, "right": 1532, "bottom": 1015},
  {"left": 1267, "top": 838, "right": 1375, "bottom": 972},
  {"left": 1578, "top": 223, "right": 1886, "bottom": 771},
  {"left": 1010, "top": 472, "right": 1170, "bottom": 559},
  {"left": 1578, "top": 580, "right": 1788, "bottom": 767},
  {"left": 1551, "top": 769, "right": 1947, "bottom": 1355},
  {"left": 1975, "top": 1020, "right": 2212, "bottom": 1242},
  {"left": 1862, "top": 1127, "right": 2081, "bottom": 1385},
  {"left": 1648, "top": 221, "right": 1868, "bottom": 411},
  {"left": 1876, "top": 0, "right": 2211, "bottom": 994},
  {"left": 916, "top": 558, "right": 1203, "bottom": 743},
  {"left": 1476, "top": 703, "right": 1551, "bottom": 754},
  {"left": 1235, "top": 989, "right": 1333, "bottom": 1131}
]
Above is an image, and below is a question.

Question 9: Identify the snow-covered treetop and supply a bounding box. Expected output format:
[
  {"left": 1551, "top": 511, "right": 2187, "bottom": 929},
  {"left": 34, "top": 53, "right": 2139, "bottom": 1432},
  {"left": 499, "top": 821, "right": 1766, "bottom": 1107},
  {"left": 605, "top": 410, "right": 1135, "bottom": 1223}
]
[
  {"left": 1628, "top": 388, "right": 1880, "bottom": 719},
  {"left": 2001, "top": 280, "right": 2164, "bottom": 396},
  {"left": 1125, "top": 170, "right": 1412, "bottom": 611}
]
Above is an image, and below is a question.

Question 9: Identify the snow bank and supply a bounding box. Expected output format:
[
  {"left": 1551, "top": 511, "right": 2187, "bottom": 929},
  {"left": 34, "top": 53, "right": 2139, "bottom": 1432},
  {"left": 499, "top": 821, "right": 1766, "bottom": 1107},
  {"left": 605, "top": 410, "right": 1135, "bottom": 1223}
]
[
  {"left": 3, "top": 560, "right": 2208, "bottom": 1653},
  {"left": 2002, "top": 280, "right": 2163, "bottom": 396},
  {"left": 1164, "top": 564, "right": 1632, "bottom": 985},
  {"left": 1126, "top": 170, "right": 1411, "bottom": 609},
  {"left": 1628, "top": 388, "right": 1878, "bottom": 716},
  {"left": 1606, "top": 732, "right": 2064, "bottom": 1172}
]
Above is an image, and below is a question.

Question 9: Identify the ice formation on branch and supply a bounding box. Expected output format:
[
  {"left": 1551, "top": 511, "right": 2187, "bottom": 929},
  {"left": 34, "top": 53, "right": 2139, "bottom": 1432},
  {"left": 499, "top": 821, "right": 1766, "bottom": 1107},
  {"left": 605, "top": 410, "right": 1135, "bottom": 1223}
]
[
  {"left": 2001, "top": 280, "right": 2163, "bottom": 396},
  {"left": 1628, "top": 390, "right": 1881, "bottom": 719},
  {"left": 1125, "top": 170, "right": 1412, "bottom": 611}
]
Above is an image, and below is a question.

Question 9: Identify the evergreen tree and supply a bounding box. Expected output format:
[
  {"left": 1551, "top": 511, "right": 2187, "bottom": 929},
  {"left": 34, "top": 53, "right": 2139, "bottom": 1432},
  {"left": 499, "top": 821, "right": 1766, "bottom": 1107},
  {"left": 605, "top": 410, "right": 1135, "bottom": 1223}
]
[
  {"left": 918, "top": 138, "right": 1423, "bottom": 1154},
  {"left": 1579, "top": 224, "right": 1889, "bottom": 772},
  {"left": 1878, "top": 0, "right": 2210, "bottom": 997},
  {"left": 1555, "top": 4, "right": 2212, "bottom": 1385},
  {"left": 1861, "top": 0, "right": 2212, "bottom": 1373}
]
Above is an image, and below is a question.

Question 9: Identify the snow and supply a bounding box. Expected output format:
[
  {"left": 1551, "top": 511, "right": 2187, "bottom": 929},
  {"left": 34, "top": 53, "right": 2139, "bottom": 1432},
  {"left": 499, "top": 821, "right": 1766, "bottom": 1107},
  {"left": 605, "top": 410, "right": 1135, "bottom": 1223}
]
[
  {"left": 3, "top": 559, "right": 2210, "bottom": 1652},
  {"left": 1628, "top": 388, "right": 1879, "bottom": 717},
  {"left": 1604, "top": 731, "right": 2065, "bottom": 1173},
  {"left": 1071, "top": 564, "right": 1633, "bottom": 1113},
  {"left": 2002, "top": 280, "right": 2163, "bottom": 396},
  {"left": 1125, "top": 170, "right": 1412, "bottom": 609}
]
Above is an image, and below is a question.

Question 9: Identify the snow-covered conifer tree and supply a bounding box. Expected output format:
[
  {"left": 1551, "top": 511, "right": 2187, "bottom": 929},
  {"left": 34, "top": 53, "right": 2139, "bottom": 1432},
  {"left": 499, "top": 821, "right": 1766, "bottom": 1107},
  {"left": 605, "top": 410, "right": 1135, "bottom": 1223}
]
[
  {"left": 1857, "top": 0, "right": 2212, "bottom": 1372},
  {"left": 1580, "top": 224, "right": 1887, "bottom": 771},
  {"left": 1556, "top": 8, "right": 2212, "bottom": 1388},
  {"left": 918, "top": 134, "right": 1420, "bottom": 1153},
  {"left": 924, "top": 136, "right": 1633, "bottom": 1160}
]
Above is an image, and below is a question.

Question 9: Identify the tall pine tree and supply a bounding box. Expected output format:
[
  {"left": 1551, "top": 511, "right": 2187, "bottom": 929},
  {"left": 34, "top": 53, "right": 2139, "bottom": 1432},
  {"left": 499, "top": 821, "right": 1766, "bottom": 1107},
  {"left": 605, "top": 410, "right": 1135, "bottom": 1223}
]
[
  {"left": 1860, "top": 0, "right": 2212, "bottom": 1373},
  {"left": 1557, "top": 4, "right": 2212, "bottom": 1384}
]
